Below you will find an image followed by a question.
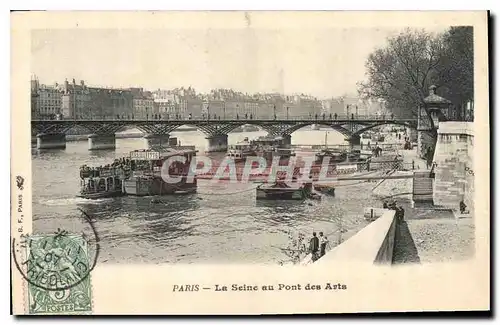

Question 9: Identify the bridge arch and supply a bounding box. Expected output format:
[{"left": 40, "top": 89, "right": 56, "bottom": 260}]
[
  {"left": 282, "top": 123, "right": 353, "bottom": 138},
  {"left": 351, "top": 121, "right": 417, "bottom": 138}
]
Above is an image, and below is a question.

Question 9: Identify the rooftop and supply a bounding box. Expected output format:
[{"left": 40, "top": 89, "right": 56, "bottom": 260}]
[{"left": 424, "top": 85, "right": 451, "bottom": 104}]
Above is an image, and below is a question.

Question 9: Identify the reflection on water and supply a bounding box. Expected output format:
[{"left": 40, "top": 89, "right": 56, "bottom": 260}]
[{"left": 32, "top": 130, "right": 379, "bottom": 264}]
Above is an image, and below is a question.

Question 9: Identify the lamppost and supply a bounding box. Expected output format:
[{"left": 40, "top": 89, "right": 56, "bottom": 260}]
[
  {"left": 346, "top": 104, "right": 350, "bottom": 119},
  {"left": 223, "top": 102, "right": 226, "bottom": 120},
  {"left": 356, "top": 105, "right": 358, "bottom": 118},
  {"left": 286, "top": 106, "right": 289, "bottom": 120},
  {"left": 273, "top": 105, "right": 276, "bottom": 120}
]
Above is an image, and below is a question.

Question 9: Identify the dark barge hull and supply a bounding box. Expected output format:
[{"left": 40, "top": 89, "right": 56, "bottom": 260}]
[
  {"left": 77, "top": 190, "right": 124, "bottom": 200},
  {"left": 123, "top": 176, "right": 197, "bottom": 196},
  {"left": 256, "top": 188, "right": 307, "bottom": 200}
]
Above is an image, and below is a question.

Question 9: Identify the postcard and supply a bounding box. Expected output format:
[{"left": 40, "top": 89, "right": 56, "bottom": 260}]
[{"left": 11, "top": 11, "right": 489, "bottom": 315}]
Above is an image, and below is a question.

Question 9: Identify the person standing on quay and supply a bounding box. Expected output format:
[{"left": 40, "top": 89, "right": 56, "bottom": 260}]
[
  {"left": 425, "top": 147, "right": 433, "bottom": 169},
  {"left": 309, "top": 232, "right": 319, "bottom": 262},
  {"left": 319, "top": 232, "right": 329, "bottom": 258}
]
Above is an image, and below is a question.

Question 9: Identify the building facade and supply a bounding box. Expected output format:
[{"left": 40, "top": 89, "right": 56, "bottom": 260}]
[
  {"left": 61, "top": 79, "right": 134, "bottom": 119},
  {"left": 31, "top": 77, "right": 63, "bottom": 119},
  {"left": 130, "top": 88, "right": 154, "bottom": 119},
  {"left": 152, "top": 89, "right": 203, "bottom": 119}
]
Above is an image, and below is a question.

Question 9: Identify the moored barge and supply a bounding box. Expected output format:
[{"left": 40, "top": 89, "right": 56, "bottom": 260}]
[{"left": 123, "top": 148, "right": 198, "bottom": 196}]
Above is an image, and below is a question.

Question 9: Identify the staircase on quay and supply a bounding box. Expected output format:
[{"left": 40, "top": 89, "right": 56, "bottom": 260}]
[{"left": 412, "top": 170, "right": 434, "bottom": 208}]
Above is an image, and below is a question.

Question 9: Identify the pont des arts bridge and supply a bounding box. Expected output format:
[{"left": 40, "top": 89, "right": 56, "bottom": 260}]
[{"left": 31, "top": 115, "right": 417, "bottom": 151}]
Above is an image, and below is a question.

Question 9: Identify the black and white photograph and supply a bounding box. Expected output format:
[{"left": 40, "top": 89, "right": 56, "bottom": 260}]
[{"left": 10, "top": 11, "right": 489, "bottom": 315}]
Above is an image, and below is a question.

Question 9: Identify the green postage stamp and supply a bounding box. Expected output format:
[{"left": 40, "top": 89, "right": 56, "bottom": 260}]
[{"left": 24, "top": 232, "right": 93, "bottom": 314}]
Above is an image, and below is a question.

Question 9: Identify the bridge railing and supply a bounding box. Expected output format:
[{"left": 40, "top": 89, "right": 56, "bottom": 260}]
[
  {"left": 32, "top": 114, "right": 415, "bottom": 122},
  {"left": 290, "top": 143, "right": 405, "bottom": 152}
]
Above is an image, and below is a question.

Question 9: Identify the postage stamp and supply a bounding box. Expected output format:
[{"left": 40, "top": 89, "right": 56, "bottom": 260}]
[{"left": 24, "top": 231, "right": 92, "bottom": 314}]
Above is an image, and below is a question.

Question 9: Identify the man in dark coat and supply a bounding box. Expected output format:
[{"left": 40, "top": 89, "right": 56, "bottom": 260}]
[{"left": 309, "top": 232, "right": 319, "bottom": 262}]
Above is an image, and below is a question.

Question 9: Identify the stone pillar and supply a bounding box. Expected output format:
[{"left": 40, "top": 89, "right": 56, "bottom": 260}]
[
  {"left": 347, "top": 135, "right": 361, "bottom": 146},
  {"left": 407, "top": 127, "right": 417, "bottom": 142},
  {"left": 282, "top": 135, "right": 292, "bottom": 147},
  {"left": 143, "top": 133, "right": 170, "bottom": 149},
  {"left": 432, "top": 122, "right": 474, "bottom": 210},
  {"left": 36, "top": 133, "right": 66, "bottom": 149},
  {"left": 88, "top": 134, "right": 116, "bottom": 150},
  {"left": 205, "top": 134, "right": 228, "bottom": 152}
]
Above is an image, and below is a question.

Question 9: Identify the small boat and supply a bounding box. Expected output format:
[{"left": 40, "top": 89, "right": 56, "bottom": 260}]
[
  {"left": 313, "top": 184, "right": 335, "bottom": 196},
  {"left": 315, "top": 149, "right": 347, "bottom": 164},
  {"left": 256, "top": 181, "right": 312, "bottom": 200},
  {"left": 315, "top": 132, "right": 347, "bottom": 164},
  {"left": 226, "top": 138, "right": 256, "bottom": 163},
  {"left": 347, "top": 149, "right": 362, "bottom": 162}
]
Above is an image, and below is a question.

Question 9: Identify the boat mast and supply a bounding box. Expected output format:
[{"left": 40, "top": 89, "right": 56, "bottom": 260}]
[{"left": 324, "top": 131, "right": 328, "bottom": 149}]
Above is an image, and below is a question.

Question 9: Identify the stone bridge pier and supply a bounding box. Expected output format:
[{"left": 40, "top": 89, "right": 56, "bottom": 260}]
[
  {"left": 205, "top": 134, "right": 228, "bottom": 152},
  {"left": 347, "top": 135, "right": 361, "bottom": 147},
  {"left": 88, "top": 133, "right": 116, "bottom": 150},
  {"left": 143, "top": 133, "right": 170, "bottom": 149},
  {"left": 282, "top": 134, "right": 292, "bottom": 146},
  {"left": 36, "top": 133, "right": 66, "bottom": 149}
]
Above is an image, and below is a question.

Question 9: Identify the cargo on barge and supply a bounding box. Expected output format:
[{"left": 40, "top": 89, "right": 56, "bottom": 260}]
[{"left": 123, "top": 148, "right": 198, "bottom": 196}]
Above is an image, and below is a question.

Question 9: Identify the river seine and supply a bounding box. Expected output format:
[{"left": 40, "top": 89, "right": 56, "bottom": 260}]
[{"left": 32, "top": 128, "right": 381, "bottom": 264}]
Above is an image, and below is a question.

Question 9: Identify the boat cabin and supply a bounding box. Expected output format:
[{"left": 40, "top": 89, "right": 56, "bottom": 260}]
[
  {"left": 129, "top": 148, "right": 197, "bottom": 177},
  {"left": 227, "top": 137, "right": 256, "bottom": 161}
]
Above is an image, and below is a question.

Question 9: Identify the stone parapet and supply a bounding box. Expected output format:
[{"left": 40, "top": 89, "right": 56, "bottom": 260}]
[{"left": 307, "top": 209, "right": 397, "bottom": 265}]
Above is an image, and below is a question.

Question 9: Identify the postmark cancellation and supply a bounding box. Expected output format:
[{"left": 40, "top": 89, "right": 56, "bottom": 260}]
[{"left": 21, "top": 231, "right": 93, "bottom": 314}]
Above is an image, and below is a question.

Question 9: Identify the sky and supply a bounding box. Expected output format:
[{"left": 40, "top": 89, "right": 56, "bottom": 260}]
[{"left": 31, "top": 27, "right": 449, "bottom": 99}]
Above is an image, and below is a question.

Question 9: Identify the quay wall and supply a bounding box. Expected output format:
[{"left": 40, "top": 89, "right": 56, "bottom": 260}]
[
  {"left": 309, "top": 209, "right": 397, "bottom": 265},
  {"left": 432, "top": 122, "right": 474, "bottom": 211}
]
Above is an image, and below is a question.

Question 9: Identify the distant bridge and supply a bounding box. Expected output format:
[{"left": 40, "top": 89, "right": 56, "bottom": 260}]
[{"left": 32, "top": 116, "right": 417, "bottom": 140}]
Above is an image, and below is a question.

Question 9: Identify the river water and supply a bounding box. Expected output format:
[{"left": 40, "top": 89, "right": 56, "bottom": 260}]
[{"left": 32, "top": 128, "right": 382, "bottom": 265}]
